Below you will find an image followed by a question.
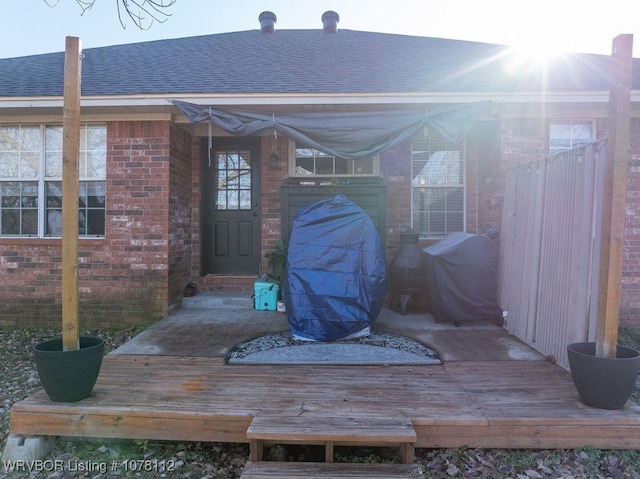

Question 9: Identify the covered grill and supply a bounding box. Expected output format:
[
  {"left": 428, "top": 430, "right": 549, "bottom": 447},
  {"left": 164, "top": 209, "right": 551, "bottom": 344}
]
[
  {"left": 423, "top": 231, "right": 502, "bottom": 325},
  {"left": 283, "top": 194, "right": 388, "bottom": 341}
]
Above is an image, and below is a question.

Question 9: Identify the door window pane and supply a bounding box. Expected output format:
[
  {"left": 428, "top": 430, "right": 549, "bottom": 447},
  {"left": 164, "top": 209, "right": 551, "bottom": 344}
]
[{"left": 215, "top": 150, "right": 252, "bottom": 210}]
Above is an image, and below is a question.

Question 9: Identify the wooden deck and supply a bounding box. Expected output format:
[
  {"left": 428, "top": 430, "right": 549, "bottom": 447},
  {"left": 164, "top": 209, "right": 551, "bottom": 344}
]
[{"left": 9, "top": 353, "right": 640, "bottom": 451}]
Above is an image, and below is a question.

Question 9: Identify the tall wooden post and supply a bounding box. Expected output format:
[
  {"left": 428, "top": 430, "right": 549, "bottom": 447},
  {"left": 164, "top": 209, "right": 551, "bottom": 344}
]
[
  {"left": 595, "top": 34, "right": 633, "bottom": 358},
  {"left": 61, "top": 36, "right": 82, "bottom": 352}
]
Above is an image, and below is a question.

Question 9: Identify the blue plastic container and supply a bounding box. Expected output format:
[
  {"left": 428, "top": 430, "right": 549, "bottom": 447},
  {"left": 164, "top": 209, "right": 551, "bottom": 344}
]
[{"left": 254, "top": 278, "right": 279, "bottom": 310}]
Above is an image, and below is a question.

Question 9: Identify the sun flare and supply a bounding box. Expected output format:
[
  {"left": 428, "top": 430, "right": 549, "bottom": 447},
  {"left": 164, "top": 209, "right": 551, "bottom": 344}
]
[
  {"left": 502, "top": 37, "right": 569, "bottom": 76},
  {"left": 510, "top": 37, "right": 568, "bottom": 64}
]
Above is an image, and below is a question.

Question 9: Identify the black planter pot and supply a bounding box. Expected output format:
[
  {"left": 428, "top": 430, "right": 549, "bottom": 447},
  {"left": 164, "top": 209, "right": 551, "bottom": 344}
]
[
  {"left": 567, "top": 342, "right": 640, "bottom": 410},
  {"left": 34, "top": 336, "right": 105, "bottom": 402}
]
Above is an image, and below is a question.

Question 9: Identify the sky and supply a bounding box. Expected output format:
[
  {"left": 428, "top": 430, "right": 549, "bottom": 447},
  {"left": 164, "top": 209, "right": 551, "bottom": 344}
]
[{"left": 0, "top": 0, "right": 638, "bottom": 59}]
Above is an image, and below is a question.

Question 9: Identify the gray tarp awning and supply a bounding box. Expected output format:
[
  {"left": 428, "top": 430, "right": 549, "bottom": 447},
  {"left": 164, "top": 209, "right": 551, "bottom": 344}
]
[{"left": 173, "top": 100, "right": 489, "bottom": 161}]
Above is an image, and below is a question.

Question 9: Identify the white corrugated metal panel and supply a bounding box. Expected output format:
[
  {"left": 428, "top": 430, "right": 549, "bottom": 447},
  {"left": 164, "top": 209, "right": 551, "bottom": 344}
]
[
  {"left": 498, "top": 141, "right": 605, "bottom": 369},
  {"left": 498, "top": 163, "right": 546, "bottom": 343}
]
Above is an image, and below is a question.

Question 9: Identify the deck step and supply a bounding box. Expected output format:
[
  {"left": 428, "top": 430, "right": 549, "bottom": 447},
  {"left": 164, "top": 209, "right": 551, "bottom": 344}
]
[
  {"left": 246, "top": 415, "right": 416, "bottom": 463},
  {"left": 240, "top": 461, "right": 422, "bottom": 479}
]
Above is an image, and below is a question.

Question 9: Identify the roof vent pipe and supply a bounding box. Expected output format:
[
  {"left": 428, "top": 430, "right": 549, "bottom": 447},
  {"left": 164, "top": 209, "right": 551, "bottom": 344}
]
[
  {"left": 321, "top": 11, "right": 339, "bottom": 33},
  {"left": 259, "top": 11, "right": 277, "bottom": 33}
]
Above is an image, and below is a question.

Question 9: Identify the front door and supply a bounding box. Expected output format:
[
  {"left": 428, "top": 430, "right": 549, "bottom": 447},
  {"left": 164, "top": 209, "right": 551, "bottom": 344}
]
[{"left": 202, "top": 137, "right": 261, "bottom": 275}]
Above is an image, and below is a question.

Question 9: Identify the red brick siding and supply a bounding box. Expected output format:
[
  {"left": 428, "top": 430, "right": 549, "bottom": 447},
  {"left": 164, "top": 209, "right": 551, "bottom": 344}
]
[
  {"left": 0, "top": 120, "right": 173, "bottom": 327},
  {"left": 188, "top": 137, "right": 202, "bottom": 284},
  {"left": 260, "top": 136, "right": 289, "bottom": 256},
  {"left": 167, "top": 124, "right": 194, "bottom": 310},
  {"left": 621, "top": 117, "right": 640, "bottom": 326},
  {"left": 0, "top": 243, "right": 64, "bottom": 325},
  {"left": 470, "top": 121, "right": 501, "bottom": 235},
  {"left": 380, "top": 143, "right": 411, "bottom": 257},
  {"left": 6, "top": 116, "right": 638, "bottom": 328}
]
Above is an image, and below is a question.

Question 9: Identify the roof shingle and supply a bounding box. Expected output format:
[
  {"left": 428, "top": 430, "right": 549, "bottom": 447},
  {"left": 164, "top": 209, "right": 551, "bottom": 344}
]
[{"left": 0, "top": 29, "right": 635, "bottom": 98}]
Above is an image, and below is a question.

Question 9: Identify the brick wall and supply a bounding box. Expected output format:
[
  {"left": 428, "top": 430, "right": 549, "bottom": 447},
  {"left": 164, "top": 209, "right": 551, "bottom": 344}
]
[
  {"left": 188, "top": 137, "right": 203, "bottom": 285},
  {"left": 7, "top": 116, "right": 636, "bottom": 328},
  {"left": 167, "top": 124, "right": 194, "bottom": 310},
  {"left": 0, "top": 244, "right": 65, "bottom": 326},
  {"left": 470, "top": 121, "right": 501, "bottom": 234},
  {"left": 380, "top": 142, "right": 412, "bottom": 256},
  {"left": 0, "top": 120, "right": 173, "bottom": 327},
  {"left": 260, "top": 136, "right": 290, "bottom": 256},
  {"left": 622, "top": 117, "right": 640, "bottom": 326},
  {"left": 97, "top": 120, "right": 171, "bottom": 324}
]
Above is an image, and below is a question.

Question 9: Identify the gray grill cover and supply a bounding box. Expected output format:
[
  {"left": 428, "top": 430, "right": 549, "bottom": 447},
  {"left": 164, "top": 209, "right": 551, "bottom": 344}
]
[{"left": 423, "top": 232, "right": 502, "bottom": 323}]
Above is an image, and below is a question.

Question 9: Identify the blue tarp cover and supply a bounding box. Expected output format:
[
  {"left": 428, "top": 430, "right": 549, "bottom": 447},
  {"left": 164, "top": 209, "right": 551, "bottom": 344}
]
[{"left": 283, "top": 195, "right": 388, "bottom": 341}]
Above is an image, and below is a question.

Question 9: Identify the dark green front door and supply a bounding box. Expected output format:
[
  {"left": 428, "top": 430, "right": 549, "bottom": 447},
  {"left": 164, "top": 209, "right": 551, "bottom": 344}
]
[{"left": 202, "top": 137, "right": 261, "bottom": 275}]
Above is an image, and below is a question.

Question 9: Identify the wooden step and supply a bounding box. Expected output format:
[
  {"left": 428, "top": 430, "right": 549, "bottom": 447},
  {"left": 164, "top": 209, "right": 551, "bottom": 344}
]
[
  {"left": 240, "top": 461, "right": 422, "bottom": 479},
  {"left": 246, "top": 415, "right": 416, "bottom": 463}
]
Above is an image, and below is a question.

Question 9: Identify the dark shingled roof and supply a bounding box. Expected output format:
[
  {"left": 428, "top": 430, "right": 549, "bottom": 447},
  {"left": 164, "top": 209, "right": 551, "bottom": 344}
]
[{"left": 0, "top": 29, "right": 638, "bottom": 98}]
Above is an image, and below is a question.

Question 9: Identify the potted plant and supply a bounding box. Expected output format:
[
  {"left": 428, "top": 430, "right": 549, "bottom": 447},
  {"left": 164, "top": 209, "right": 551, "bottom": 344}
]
[
  {"left": 33, "top": 37, "right": 104, "bottom": 403},
  {"left": 264, "top": 239, "right": 287, "bottom": 312}
]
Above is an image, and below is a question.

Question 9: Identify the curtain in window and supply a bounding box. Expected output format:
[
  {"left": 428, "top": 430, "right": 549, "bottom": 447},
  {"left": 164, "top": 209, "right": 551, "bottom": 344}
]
[{"left": 173, "top": 100, "right": 489, "bottom": 161}]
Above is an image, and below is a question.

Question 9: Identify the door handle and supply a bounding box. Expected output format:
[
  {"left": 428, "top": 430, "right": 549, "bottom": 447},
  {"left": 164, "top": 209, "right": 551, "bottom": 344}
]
[{"left": 252, "top": 211, "right": 258, "bottom": 217}]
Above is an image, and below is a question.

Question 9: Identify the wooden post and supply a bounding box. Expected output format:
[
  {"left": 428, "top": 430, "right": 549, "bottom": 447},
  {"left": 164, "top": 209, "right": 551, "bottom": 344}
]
[
  {"left": 595, "top": 34, "right": 633, "bottom": 358},
  {"left": 61, "top": 37, "right": 82, "bottom": 352}
]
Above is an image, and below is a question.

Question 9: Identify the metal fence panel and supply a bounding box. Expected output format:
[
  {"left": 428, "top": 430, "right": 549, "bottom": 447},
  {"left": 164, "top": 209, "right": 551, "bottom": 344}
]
[{"left": 498, "top": 141, "right": 605, "bottom": 369}]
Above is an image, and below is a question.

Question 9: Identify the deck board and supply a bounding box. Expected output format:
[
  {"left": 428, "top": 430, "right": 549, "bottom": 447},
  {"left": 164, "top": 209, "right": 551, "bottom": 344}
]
[
  {"left": 9, "top": 354, "right": 640, "bottom": 450},
  {"left": 240, "top": 461, "right": 422, "bottom": 479}
]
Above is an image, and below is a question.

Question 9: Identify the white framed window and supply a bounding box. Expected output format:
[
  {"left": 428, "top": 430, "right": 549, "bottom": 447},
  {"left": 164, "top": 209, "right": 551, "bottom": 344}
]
[
  {"left": 0, "top": 124, "right": 106, "bottom": 237},
  {"left": 290, "top": 141, "right": 379, "bottom": 176},
  {"left": 411, "top": 132, "right": 465, "bottom": 238},
  {"left": 549, "top": 120, "right": 594, "bottom": 154}
]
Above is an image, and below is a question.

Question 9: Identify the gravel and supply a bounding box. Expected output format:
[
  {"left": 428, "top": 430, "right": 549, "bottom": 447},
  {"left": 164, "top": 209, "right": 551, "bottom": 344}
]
[{"left": 1, "top": 326, "right": 640, "bottom": 478}]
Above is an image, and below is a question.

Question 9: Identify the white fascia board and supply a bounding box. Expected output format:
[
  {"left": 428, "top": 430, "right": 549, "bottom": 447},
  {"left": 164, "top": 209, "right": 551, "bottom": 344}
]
[
  {"left": 0, "top": 90, "right": 635, "bottom": 111},
  {"left": 169, "top": 92, "right": 616, "bottom": 105}
]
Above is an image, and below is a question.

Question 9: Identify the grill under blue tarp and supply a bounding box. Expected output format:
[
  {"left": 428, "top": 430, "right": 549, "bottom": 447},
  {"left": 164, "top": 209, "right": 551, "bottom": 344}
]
[{"left": 283, "top": 194, "right": 388, "bottom": 341}]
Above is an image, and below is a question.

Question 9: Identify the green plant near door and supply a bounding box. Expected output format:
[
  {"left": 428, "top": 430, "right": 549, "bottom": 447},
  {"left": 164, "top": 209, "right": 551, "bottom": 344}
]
[{"left": 264, "top": 239, "right": 287, "bottom": 299}]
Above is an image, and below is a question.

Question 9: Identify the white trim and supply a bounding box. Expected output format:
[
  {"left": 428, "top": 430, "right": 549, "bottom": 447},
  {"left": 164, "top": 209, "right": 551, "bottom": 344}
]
[
  {"left": 0, "top": 113, "right": 171, "bottom": 123},
  {"left": 0, "top": 90, "right": 635, "bottom": 112}
]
